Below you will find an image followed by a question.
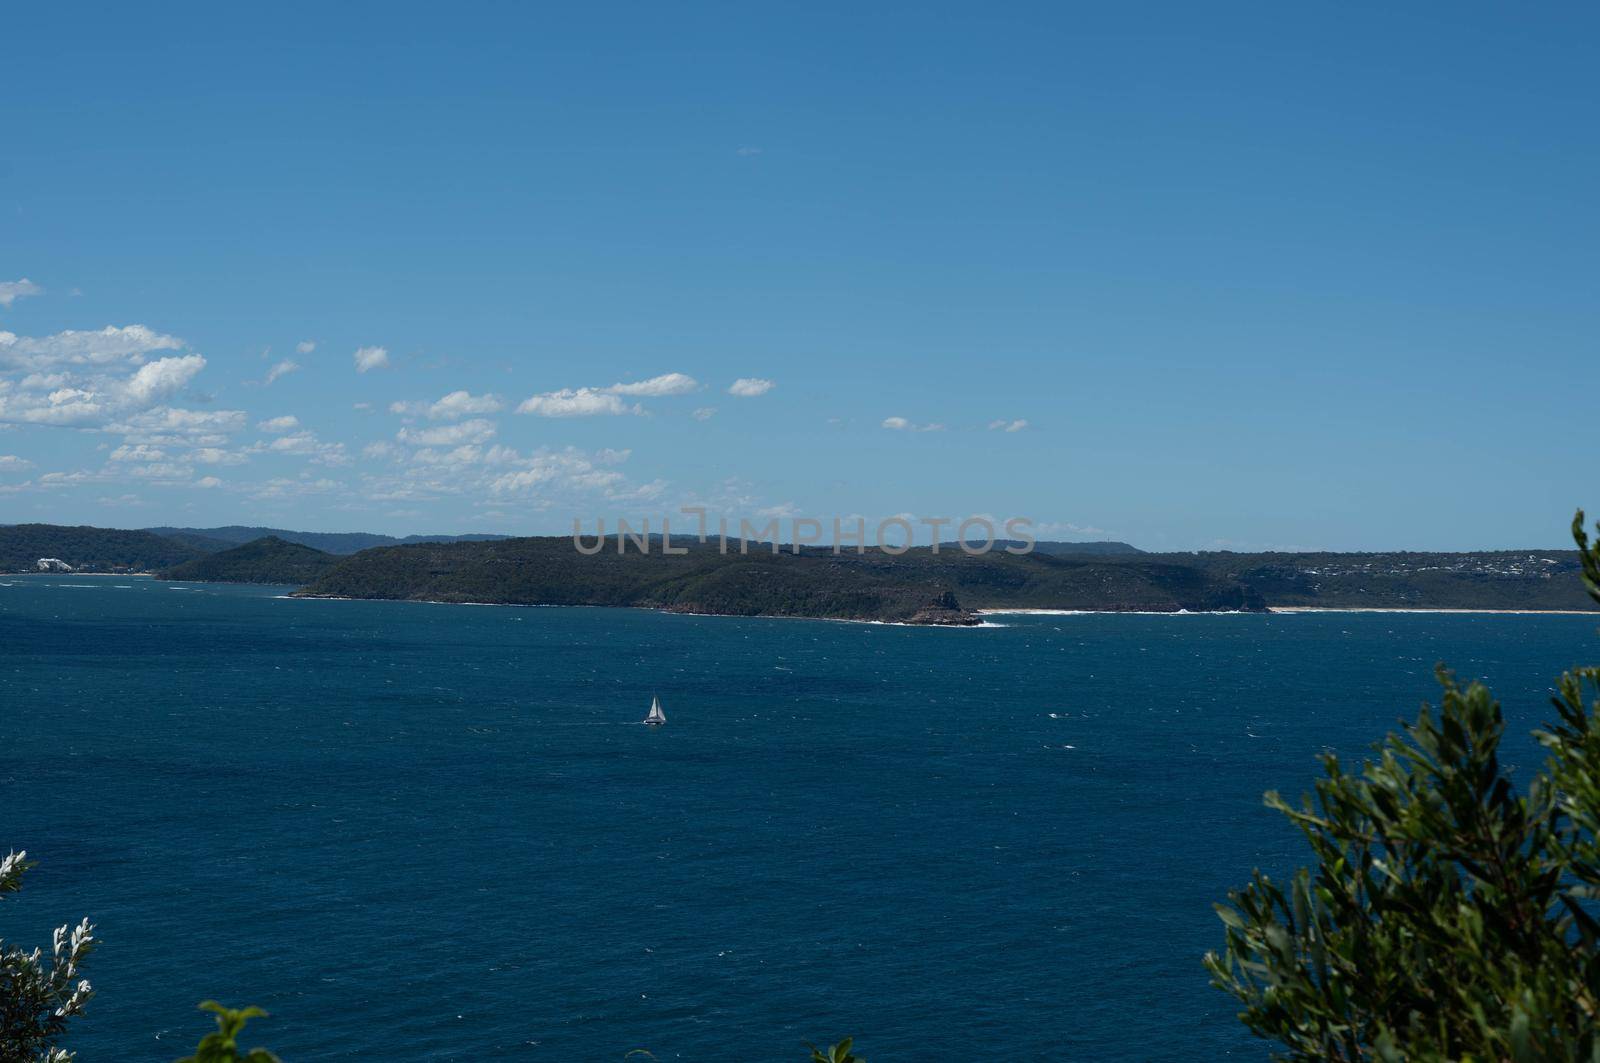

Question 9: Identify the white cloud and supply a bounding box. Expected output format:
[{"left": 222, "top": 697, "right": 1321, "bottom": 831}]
[
  {"left": 517, "top": 388, "right": 638, "bottom": 418},
  {"left": 363, "top": 441, "right": 396, "bottom": 459},
  {"left": 0, "top": 324, "right": 183, "bottom": 371},
  {"left": 692, "top": 407, "right": 716, "bottom": 421},
  {"left": 0, "top": 325, "right": 215, "bottom": 437},
  {"left": 258, "top": 415, "right": 300, "bottom": 433},
  {"left": 265, "top": 359, "right": 299, "bottom": 384},
  {"left": 727, "top": 377, "right": 774, "bottom": 397},
  {"left": 0, "top": 279, "right": 43, "bottom": 308},
  {"left": 110, "top": 444, "right": 167, "bottom": 462},
  {"left": 19, "top": 372, "right": 68, "bottom": 390},
  {"left": 605, "top": 372, "right": 698, "bottom": 397},
  {"left": 129, "top": 461, "right": 195, "bottom": 482},
  {"left": 251, "top": 430, "right": 350, "bottom": 466},
  {"left": 882, "top": 416, "right": 944, "bottom": 432},
  {"left": 38, "top": 471, "right": 92, "bottom": 487},
  {"left": 488, "top": 447, "right": 627, "bottom": 496},
  {"left": 295, "top": 340, "right": 317, "bottom": 354},
  {"left": 190, "top": 447, "right": 245, "bottom": 466},
  {"left": 517, "top": 372, "right": 700, "bottom": 417},
  {"left": 988, "top": 418, "right": 1029, "bottom": 433},
  {"left": 112, "top": 407, "right": 247, "bottom": 446},
  {"left": 426, "top": 390, "right": 504, "bottom": 419},
  {"left": 194, "top": 475, "right": 223, "bottom": 489},
  {"left": 122, "top": 354, "right": 206, "bottom": 405},
  {"left": 396, "top": 418, "right": 496, "bottom": 446},
  {"left": 353, "top": 345, "right": 389, "bottom": 372},
  {"left": 0, "top": 454, "right": 33, "bottom": 471}
]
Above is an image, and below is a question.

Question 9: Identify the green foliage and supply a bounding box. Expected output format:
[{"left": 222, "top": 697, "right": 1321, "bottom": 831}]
[
  {"left": 806, "top": 1037, "right": 865, "bottom": 1062},
  {"left": 173, "top": 1002, "right": 282, "bottom": 1063},
  {"left": 1206, "top": 510, "right": 1600, "bottom": 1060},
  {"left": 0, "top": 851, "right": 95, "bottom": 1063}
]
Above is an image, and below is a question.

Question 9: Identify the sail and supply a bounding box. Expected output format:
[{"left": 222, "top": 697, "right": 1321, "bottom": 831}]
[{"left": 645, "top": 696, "right": 666, "bottom": 724}]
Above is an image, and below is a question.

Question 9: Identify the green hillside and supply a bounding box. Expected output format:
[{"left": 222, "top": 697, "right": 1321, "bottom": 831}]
[
  {"left": 0, "top": 524, "right": 203, "bottom": 573},
  {"left": 156, "top": 536, "right": 341, "bottom": 585},
  {"left": 293, "top": 537, "right": 1262, "bottom": 623}
]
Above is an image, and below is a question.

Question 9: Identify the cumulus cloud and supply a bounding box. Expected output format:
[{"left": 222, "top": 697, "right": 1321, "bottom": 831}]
[
  {"left": 250, "top": 429, "right": 350, "bottom": 466},
  {"left": 0, "top": 324, "right": 183, "bottom": 371},
  {"left": 122, "top": 355, "right": 206, "bottom": 405},
  {"left": 727, "top": 377, "right": 774, "bottom": 397},
  {"left": 128, "top": 461, "right": 196, "bottom": 482},
  {"left": 882, "top": 416, "right": 944, "bottom": 432},
  {"left": 20, "top": 372, "right": 68, "bottom": 390},
  {"left": 426, "top": 390, "right": 504, "bottom": 419},
  {"left": 396, "top": 418, "right": 496, "bottom": 446},
  {"left": 258, "top": 415, "right": 300, "bottom": 433},
  {"left": 191, "top": 447, "right": 246, "bottom": 466},
  {"left": 353, "top": 345, "right": 389, "bottom": 372},
  {"left": 110, "top": 444, "right": 167, "bottom": 462},
  {"left": 605, "top": 372, "right": 698, "bottom": 397},
  {"left": 0, "top": 454, "right": 33, "bottom": 471},
  {"left": 487, "top": 447, "right": 627, "bottom": 495},
  {"left": 518, "top": 388, "right": 637, "bottom": 418},
  {"left": 194, "top": 476, "right": 223, "bottom": 488},
  {"left": 692, "top": 407, "right": 716, "bottom": 421},
  {"left": 0, "top": 323, "right": 224, "bottom": 457},
  {"left": 265, "top": 359, "right": 299, "bottom": 384},
  {"left": 0, "top": 279, "right": 43, "bottom": 308},
  {"left": 295, "top": 340, "right": 316, "bottom": 354},
  {"left": 988, "top": 418, "right": 1029, "bottom": 433},
  {"left": 112, "top": 406, "right": 247, "bottom": 446},
  {"left": 516, "top": 372, "right": 700, "bottom": 417}
]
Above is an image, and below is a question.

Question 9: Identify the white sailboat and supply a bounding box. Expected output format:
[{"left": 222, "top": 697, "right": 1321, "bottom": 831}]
[{"left": 643, "top": 695, "right": 667, "bottom": 726}]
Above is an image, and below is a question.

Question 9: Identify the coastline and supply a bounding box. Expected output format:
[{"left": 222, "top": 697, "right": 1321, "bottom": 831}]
[
  {"left": 1268, "top": 606, "right": 1599, "bottom": 616},
  {"left": 287, "top": 592, "right": 990, "bottom": 628}
]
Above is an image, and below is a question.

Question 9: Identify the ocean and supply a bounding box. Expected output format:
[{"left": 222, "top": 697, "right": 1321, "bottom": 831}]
[{"left": 2, "top": 576, "right": 1596, "bottom": 1060}]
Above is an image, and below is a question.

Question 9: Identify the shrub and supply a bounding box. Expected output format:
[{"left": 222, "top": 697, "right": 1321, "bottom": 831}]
[
  {"left": 0, "top": 851, "right": 94, "bottom": 1063},
  {"left": 1205, "top": 511, "right": 1600, "bottom": 1060}
]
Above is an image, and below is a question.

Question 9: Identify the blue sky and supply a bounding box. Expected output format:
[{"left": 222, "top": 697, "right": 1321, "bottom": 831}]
[{"left": 2, "top": 2, "right": 1595, "bottom": 549}]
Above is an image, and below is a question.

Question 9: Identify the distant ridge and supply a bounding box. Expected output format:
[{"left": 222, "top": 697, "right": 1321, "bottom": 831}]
[
  {"left": 142, "top": 526, "right": 512, "bottom": 555},
  {"left": 2, "top": 522, "right": 1593, "bottom": 615},
  {"left": 1008, "top": 540, "right": 1144, "bottom": 556}
]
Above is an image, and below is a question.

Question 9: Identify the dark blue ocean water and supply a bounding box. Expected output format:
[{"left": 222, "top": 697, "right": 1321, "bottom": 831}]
[{"left": 3, "top": 577, "right": 1597, "bottom": 1061}]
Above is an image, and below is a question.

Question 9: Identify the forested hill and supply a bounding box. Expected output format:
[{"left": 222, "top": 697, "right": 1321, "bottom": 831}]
[
  {"left": 7, "top": 522, "right": 1594, "bottom": 618},
  {"left": 292, "top": 537, "right": 1262, "bottom": 623},
  {"left": 156, "top": 537, "right": 340, "bottom": 585},
  {"left": 142, "top": 525, "right": 510, "bottom": 555},
  {"left": 1143, "top": 549, "right": 1595, "bottom": 611},
  {"left": 0, "top": 524, "right": 202, "bottom": 572}
]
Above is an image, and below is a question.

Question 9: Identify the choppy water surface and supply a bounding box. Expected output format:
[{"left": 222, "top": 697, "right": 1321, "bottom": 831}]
[{"left": 3, "top": 576, "right": 1595, "bottom": 1059}]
